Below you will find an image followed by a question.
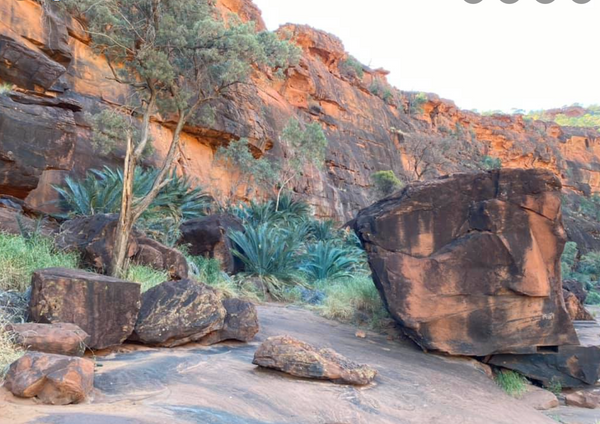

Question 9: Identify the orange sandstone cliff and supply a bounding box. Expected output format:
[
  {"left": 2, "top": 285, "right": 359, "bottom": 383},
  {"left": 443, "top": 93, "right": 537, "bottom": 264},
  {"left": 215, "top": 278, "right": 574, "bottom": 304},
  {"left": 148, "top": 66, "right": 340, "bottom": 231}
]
[{"left": 0, "top": 0, "right": 599, "bottom": 249}]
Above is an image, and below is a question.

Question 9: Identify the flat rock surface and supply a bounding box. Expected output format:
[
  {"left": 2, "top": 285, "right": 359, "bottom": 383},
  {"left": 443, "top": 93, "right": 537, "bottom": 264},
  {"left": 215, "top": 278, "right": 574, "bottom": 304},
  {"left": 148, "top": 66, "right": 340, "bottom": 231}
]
[{"left": 0, "top": 304, "right": 567, "bottom": 424}]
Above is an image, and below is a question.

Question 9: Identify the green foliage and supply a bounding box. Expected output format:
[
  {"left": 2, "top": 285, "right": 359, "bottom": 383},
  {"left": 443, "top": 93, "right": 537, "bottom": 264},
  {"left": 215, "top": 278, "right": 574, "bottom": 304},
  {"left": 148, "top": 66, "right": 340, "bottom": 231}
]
[
  {"left": 578, "top": 195, "right": 600, "bottom": 221},
  {"left": 561, "top": 241, "right": 579, "bottom": 280},
  {"left": 370, "top": 82, "right": 394, "bottom": 104},
  {"left": 480, "top": 155, "right": 502, "bottom": 170},
  {"left": 229, "top": 195, "right": 311, "bottom": 227},
  {"left": 371, "top": 170, "right": 404, "bottom": 198},
  {"left": 586, "top": 291, "right": 600, "bottom": 305},
  {"left": 495, "top": 370, "right": 528, "bottom": 398},
  {"left": 300, "top": 241, "right": 362, "bottom": 282},
  {"left": 340, "top": 56, "right": 364, "bottom": 79},
  {"left": 408, "top": 92, "right": 428, "bottom": 115},
  {"left": 281, "top": 118, "right": 329, "bottom": 176},
  {"left": 54, "top": 166, "right": 211, "bottom": 220},
  {"left": 315, "top": 275, "right": 389, "bottom": 329},
  {"left": 0, "top": 234, "right": 79, "bottom": 292},
  {"left": 124, "top": 265, "right": 169, "bottom": 293},
  {"left": 0, "top": 83, "right": 14, "bottom": 97},
  {"left": 545, "top": 378, "right": 562, "bottom": 396},
  {"left": 524, "top": 105, "right": 600, "bottom": 129},
  {"left": 215, "top": 138, "right": 278, "bottom": 201},
  {"left": 230, "top": 224, "right": 302, "bottom": 288}
]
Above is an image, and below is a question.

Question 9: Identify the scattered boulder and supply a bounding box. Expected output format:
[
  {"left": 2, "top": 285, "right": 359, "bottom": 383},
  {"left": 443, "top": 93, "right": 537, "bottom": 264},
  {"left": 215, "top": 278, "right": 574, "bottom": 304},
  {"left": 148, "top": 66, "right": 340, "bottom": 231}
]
[
  {"left": 57, "top": 214, "right": 188, "bottom": 279},
  {"left": 0, "top": 206, "right": 57, "bottom": 237},
  {"left": 179, "top": 214, "right": 244, "bottom": 273},
  {"left": 131, "top": 279, "right": 226, "bottom": 347},
  {"left": 8, "top": 323, "right": 89, "bottom": 357},
  {"left": 520, "top": 386, "right": 559, "bottom": 411},
  {"left": 563, "top": 290, "right": 595, "bottom": 321},
  {"left": 198, "top": 298, "right": 259, "bottom": 345},
  {"left": 4, "top": 352, "right": 94, "bottom": 405},
  {"left": 565, "top": 390, "right": 600, "bottom": 409},
  {"left": 563, "top": 279, "right": 589, "bottom": 305},
  {"left": 353, "top": 169, "right": 579, "bottom": 356},
  {"left": 29, "top": 268, "right": 141, "bottom": 350},
  {"left": 252, "top": 335, "right": 377, "bottom": 385}
]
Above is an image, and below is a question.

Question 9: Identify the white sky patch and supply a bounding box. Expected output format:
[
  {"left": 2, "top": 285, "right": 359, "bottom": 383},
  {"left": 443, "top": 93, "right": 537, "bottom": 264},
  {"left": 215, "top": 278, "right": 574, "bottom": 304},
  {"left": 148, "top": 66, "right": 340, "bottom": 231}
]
[{"left": 253, "top": 0, "right": 600, "bottom": 112}]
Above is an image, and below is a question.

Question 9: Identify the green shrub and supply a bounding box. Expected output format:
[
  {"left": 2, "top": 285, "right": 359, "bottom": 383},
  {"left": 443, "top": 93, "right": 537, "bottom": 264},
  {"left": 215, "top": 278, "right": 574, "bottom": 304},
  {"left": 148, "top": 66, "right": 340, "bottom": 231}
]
[
  {"left": 545, "top": 378, "right": 562, "bottom": 396},
  {"left": 372, "top": 170, "right": 404, "bottom": 198},
  {"left": 124, "top": 265, "right": 169, "bottom": 293},
  {"left": 301, "top": 241, "right": 362, "bottom": 282},
  {"left": 0, "top": 234, "right": 80, "bottom": 292},
  {"left": 586, "top": 291, "right": 600, "bottom": 305},
  {"left": 229, "top": 224, "right": 303, "bottom": 297},
  {"left": 495, "top": 370, "right": 528, "bottom": 398},
  {"left": 340, "top": 56, "right": 364, "bottom": 79},
  {"left": 480, "top": 155, "right": 502, "bottom": 170},
  {"left": 316, "top": 275, "right": 389, "bottom": 329},
  {"left": 54, "top": 166, "right": 212, "bottom": 220}
]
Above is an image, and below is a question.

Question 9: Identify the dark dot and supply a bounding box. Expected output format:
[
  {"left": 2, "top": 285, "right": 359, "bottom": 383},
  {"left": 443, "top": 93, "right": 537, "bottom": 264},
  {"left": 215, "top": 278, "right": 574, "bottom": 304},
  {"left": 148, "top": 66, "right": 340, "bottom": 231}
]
[
  {"left": 537, "top": 0, "right": 555, "bottom": 3},
  {"left": 500, "top": 0, "right": 520, "bottom": 3},
  {"left": 572, "top": 0, "right": 591, "bottom": 3},
  {"left": 464, "top": 0, "right": 483, "bottom": 3}
]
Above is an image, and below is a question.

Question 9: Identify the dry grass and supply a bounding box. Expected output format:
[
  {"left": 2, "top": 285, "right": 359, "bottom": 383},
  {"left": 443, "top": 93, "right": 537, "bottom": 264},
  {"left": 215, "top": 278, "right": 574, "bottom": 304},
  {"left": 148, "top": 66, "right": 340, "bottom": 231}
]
[{"left": 0, "top": 316, "right": 24, "bottom": 381}]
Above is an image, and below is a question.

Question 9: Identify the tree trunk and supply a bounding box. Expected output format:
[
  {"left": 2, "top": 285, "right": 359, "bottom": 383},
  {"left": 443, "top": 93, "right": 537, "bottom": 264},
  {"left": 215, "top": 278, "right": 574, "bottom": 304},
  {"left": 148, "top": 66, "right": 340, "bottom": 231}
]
[{"left": 111, "top": 134, "right": 135, "bottom": 277}]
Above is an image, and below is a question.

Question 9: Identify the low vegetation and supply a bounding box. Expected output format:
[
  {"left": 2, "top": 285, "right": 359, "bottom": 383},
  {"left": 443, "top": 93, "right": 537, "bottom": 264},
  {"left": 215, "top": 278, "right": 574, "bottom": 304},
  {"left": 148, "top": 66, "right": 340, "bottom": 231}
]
[
  {"left": 339, "top": 55, "right": 364, "bottom": 79},
  {"left": 371, "top": 170, "right": 404, "bottom": 199},
  {"left": 524, "top": 105, "right": 600, "bottom": 129},
  {"left": 124, "top": 265, "right": 169, "bottom": 293},
  {"left": 561, "top": 241, "right": 600, "bottom": 305},
  {"left": 0, "top": 233, "right": 80, "bottom": 292},
  {"left": 0, "top": 316, "right": 23, "bottom": 381},
  {"left": 495, "top": 370, "right": 528, "bottom": 398}
]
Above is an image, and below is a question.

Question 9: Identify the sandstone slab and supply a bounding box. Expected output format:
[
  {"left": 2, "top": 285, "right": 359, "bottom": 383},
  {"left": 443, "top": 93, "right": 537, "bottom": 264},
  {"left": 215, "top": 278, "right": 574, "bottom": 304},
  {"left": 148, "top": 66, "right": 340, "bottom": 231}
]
[
  {"left": 131, "top": 279, "right": 226, "bottom": 347},
  {"left": 198, "top": 298, "right": 259, "bottom": 345},
  {"left": 179, "top": 214, "right": 244, "bottom": 273},
  {"left": 9, "top": 323, "right": 89, "bottom": 356},
  {"left": 252, "top": 335, "right": 377, "bottom": 385},
  {"left": 563, "top": 290, "right": 595, "bottom": 321},
  {"left": 353, "top": 169, "right": 578, "bottom": 356},
  {"left": 4, "top": 352, "right": 94, "bottom": 405},
  {"left": 29, "top": 268, "right": 141, "bottom": 350}
]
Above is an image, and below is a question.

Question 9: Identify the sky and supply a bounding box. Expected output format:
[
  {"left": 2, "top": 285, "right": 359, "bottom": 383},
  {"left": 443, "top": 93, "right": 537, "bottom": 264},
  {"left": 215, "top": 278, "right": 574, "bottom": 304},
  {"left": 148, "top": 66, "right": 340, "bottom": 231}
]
[{"left": 253, "top": 0, "right": 600, "bottom": 113}]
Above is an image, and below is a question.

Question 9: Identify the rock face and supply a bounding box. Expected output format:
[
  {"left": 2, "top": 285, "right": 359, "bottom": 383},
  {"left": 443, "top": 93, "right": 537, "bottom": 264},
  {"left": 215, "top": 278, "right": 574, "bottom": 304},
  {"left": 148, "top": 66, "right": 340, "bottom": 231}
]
[
  {"left": 353, "top": 169, "right": 578, "bottom": 356},
  {"left": 131, "top": 279, "right": 226, "bottom": 347},
  {"left": 4, "top": 352, "right": 94, "bottom": 405},
  {"left": 57, "top": 214, "right": 188, "bottom": 279},
  {"left": 179, "top": 214, "right": 245, "bottom": 273},
  {"left": 9, "top": 323, "right": 89, "bottom": 357},
  {"left": 252, "top": 335, "right": 377, "bottom": 385},
  {"left": 2, "top": 0, "right": 600, "bottom": 241},
  {"left": 29, "top": 268, "right": 141, "bottom": 350},
  {"left": 198, "top": 298, "right": 259, "bottom": 345}
]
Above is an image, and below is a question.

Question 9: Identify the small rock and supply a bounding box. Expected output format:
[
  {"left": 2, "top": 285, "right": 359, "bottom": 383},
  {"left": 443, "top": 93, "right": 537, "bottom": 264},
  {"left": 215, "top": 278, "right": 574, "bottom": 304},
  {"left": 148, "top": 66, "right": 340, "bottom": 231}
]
[
  {"left": 520, "top": 386, "right": 558, "bottom": 410},
  {"left": 9, "top": 323, "right": 90, "bottom": 356},
  {"left": 565, "top": 391, "right": 600, "bottom": 409},
  {"left": 253, "top": 335, "right": 377, "bottom": 385},
  {"left": 355, "top": 330, "right": 367, "bottom": 339},
  {"left": 198, "top": 298, "right": 259, "bottom": 345},
  {"left": 131, "top": 279, "right": 226, "bottom": 347},
  {"left": 4, "top": 352, "right": 94, "bottom": 405}
]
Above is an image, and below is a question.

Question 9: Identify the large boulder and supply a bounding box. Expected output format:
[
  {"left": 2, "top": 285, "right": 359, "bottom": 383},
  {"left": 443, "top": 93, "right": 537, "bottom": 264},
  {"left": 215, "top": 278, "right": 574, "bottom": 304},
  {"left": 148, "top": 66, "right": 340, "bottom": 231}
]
[
  {"left": 29, "top": 268, "right": 141, "bottom": 350},
  {"left": 563, "top": 290, "right": 595, "bottom": 321},
  {"left": 8, "top": 323, "right": 89, "bottom": 357},
  {"left": 4, "top": 352, "right": 94, "bottom": 405},
  {"left": 252, "top": 335, "right": 377, "bottom": 386},
  {"left": 57, "top": 214, "right": 188, "bottom": 279},
  {"left": 179, "top": 214, "right": 244, "bottom": 273},
  {"left": 198, "top": 298, "right": 259, "bottom": 345},
  {"left": 353, "top": 169, "right": 579, "bottom": 356},
  {"left": 131, "top": 279, "right": 226, "bottom": 347}
]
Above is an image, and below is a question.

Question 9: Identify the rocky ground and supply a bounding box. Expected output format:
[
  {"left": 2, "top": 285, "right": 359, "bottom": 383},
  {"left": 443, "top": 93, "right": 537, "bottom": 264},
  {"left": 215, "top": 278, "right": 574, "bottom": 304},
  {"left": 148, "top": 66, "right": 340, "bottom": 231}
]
[{"left": 2, "top": 304, "right": 592, "bottom": 424}]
